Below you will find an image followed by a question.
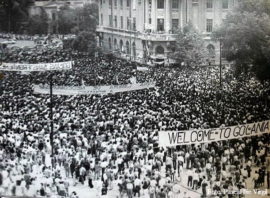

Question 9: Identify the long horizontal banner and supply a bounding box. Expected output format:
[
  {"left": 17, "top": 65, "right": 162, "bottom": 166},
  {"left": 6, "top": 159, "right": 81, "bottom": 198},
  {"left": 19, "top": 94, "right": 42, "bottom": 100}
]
[
  {"left": 159, "top": 120, "right": 270, "bottom": 147},
  {"left": 0, "top": 61, "right": 73, "bottom": 71},
  {"left": 33, "top": 82, "right": 156, "bottom": 95}
]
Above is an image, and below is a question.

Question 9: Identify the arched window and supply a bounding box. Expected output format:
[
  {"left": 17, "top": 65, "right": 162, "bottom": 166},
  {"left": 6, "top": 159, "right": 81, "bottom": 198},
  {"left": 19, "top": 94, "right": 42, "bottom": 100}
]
[
  {"left": 108, "top": 37, "right": 112, "bottom": 49},
  {"left": 126, "top": 41, "right": 130, "bottom": 55},
  {"left": 156, "top": 45, "right": 165, "bottom": 54},
  {"left": 120, "top": 40, "right": 123, "bottom": 52},
  {"left": 114, "top": 39, "right": 118, "bottom": 50},
  {"left": 132, "top": 42, "right": 136, "bottom": 58},
  {"left": 207, "top": 44, "right": 215, "bottom": 58}
]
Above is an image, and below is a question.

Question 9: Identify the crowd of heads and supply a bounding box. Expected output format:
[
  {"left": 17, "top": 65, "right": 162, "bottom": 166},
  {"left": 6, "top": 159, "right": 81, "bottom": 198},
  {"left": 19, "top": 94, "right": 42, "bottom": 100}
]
[{"left": 0, "top": 46, "right": 269, "bottom": 198}]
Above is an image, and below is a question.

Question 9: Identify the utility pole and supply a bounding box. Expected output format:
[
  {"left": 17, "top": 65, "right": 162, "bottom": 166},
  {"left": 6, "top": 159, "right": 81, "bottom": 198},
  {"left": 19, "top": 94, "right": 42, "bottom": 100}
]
[
  {"left": 129, "top": 0, "right": 132, "bottom": 61},
  {"left": 49, "top": 74, "right": 54, "bottom": 169},
  {"left": 111, "top": 0, "right": 114, "bottom": 53},
  {"left": 219, "top": 39, "right": 222, "bottom": 89}
]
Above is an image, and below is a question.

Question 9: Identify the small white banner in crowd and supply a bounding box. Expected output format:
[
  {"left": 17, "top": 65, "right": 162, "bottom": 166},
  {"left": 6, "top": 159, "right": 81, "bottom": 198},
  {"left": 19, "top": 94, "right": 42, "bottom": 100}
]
[
  {"left": 33, "top": 82, "right": 156, "bottom": 95},
  {"left": 137, "top": 66, "right": 149, "bottom": 71},
  {"left": 159, "top": 120, "right": 270, "bottom": 147},
  {"left": 0, "top": 61, "right": 73, "bottom": 71}
]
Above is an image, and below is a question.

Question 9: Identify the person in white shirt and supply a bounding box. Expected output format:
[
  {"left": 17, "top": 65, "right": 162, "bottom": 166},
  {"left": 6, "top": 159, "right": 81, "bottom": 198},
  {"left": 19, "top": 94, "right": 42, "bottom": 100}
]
[
  {"left": 126, "top": 179, "right": 133, "bottom": 198},
  {"left": 192, "top": 170, "right": 199, "bottom": 190},
  {"left": 134, "top": 176, "right": 141, "bottom": 197}
]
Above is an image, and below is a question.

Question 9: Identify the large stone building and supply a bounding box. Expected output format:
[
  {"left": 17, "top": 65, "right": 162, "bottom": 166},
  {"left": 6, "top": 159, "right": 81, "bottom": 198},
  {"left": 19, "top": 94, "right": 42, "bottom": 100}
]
[
  {"left": 29, "top": 0, "right": 97, "bottom": 34},
  {"left": 97, "top": 0, "right": 237, "bottom": 64}
]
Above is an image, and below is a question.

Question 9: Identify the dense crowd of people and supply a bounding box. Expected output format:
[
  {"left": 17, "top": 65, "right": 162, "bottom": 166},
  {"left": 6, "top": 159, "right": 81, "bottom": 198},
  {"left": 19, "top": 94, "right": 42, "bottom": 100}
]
[{"left": 0, "top": 47, "right": 269, "bottom": 198}]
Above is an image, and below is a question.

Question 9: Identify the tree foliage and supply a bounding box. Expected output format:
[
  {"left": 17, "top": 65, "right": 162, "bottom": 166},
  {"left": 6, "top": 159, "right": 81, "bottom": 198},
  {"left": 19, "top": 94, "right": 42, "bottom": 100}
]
[
  {"left": 56, "top": 3, "right": 98, "bottom": 34},
  {"left": 70, "top": 31, "right": 97, "bottom": 53},
  {"left": 75, "top": 3, "right": 98, "bottom": 32},
  {"left": 0, "top": 0, "right": 34, "bottom": 33},
  {"left": 213, "top": 0, "right": 270, "bottom": 81},
  {"left": 28, "top": 9, "right": 48, "bottom": 35},
  {"left": 57, "top": 5, "right": 77, "bottom": 34},
  {"left": 169, "top": 23, "right": 207, "bottom": 67}
]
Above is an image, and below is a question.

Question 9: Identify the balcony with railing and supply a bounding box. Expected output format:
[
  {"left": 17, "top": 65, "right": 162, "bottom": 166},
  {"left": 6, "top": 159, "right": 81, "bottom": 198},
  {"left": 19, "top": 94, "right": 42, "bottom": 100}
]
[
  {"left": 138, "top": 32, "right": 178, "bottom": 41},
  {"left": 97, "top": 26, "right": 178, "bottom": 42}
]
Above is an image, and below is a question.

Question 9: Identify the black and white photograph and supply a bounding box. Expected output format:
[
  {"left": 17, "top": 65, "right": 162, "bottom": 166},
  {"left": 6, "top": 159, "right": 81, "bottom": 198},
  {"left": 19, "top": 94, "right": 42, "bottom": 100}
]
[{"left": 0, "top": 0, "right": 269, "bottom": 198}]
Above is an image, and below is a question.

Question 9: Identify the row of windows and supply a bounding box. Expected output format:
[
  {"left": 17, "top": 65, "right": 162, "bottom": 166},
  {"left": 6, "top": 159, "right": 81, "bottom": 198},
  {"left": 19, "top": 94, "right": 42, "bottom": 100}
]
[
  {"left": 101, "top": 14, "right": 137, "bottom": 30},
  {"left": 101, "top": 0, "right": 229, "bottom": 10},
  {"left": 101, "top": 0, "right": 130, "bottom": 8},
  {"left": 101, "top": 15, "right": 213, "bottom": 33},
  {"left": 206, "top": 0, "right": 229, "bottom": 9}
]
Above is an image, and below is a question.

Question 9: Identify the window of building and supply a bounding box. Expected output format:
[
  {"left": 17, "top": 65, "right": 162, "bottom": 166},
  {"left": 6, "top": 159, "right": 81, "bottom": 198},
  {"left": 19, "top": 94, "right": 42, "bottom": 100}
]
[
  {"left": 133, "top": 17, "right": 136, "bottom": 30},
  {"left": 120, "top": 40, "right": 123, "bottom": 51},
  {"left": 114, "top": 39, "right": 118, "bottom": 50},
  {"left": 156, "top": 46, "right": 164, "bottom": 54},
  {"left": 120, "top": 0, "right": 123, "bottom": 8},
  {"left": 109, "top": 15, "right": 113, "bottom": 27},
  {"left": 149, "top": 18, "right": 152, "bottom": 24},
  {"left": 172, "top": 19, "right": 179, "bottom": 32},
  {"left": 114, "top": 0, "right": 117, "bottom": 7},
  {"left": 207, "top": 44, "right": 215, "bottom": 58},
  {"left": 100, "top": 0, "right": 102, "bottom": 7},
  {"left": 172, "top": 0, "right": 179, "bottom": 9},
  {"left": 127, "top": 17, "right": 130, "bottom": 29},
  {"left": 157, "top": 0, "right": 164, "bottom": 9},
  {"left": 114, "top": 16, "right": 117, "bottom": 28},
  {"left": 127, "top": 0, "right": 130, "bottom": 7},
  {"left": 121, "top": 16, "right": 123, "bottom": 28},
  {"left": 108, "top": 37, "right": 112, "bottom": 49},
  {"left": 157, "top": 18, "right": 164, "bottom": 31},
  {"left": 109, "top": 0, "right": 112, "bottom": 7},
  {"left": 132, "top": 42, "right": 136, "bottom": 58},
  {"left": 52, "top": 13, "right": 56, "bottom": 21},
  {"left": 206, "top": 0, "right": 213, "bottom": 9},
  {"left": 222, "top": 0, "right": 229, "bottom": 9},
  {"left": 100, "top": 14, "right": 103, "bottom": 25},
  {"left": 126, "top": 41, "right": 130, "bottom": 54},
  {"left": 206, "top": 19, "right": 213, "bottom": 32}
]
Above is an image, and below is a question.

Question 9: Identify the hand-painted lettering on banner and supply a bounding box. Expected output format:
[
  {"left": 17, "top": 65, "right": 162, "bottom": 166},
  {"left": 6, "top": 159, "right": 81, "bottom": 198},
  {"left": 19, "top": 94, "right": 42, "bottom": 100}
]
[
  {"left": 159, "top": 120, "right": 270, "bottom": 146},
  {"left": 0, "top": 61, "right": 73, "bottom": 71},
  {"left": 33, "top": 82, "right": 156, "bottom": 95}
]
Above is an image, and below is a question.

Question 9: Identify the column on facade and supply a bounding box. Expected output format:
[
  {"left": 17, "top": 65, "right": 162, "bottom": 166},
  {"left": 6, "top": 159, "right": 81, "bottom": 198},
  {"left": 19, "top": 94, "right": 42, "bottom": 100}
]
[
  {"left": 151, "top": 0, "right": 156, "bottom": 32},
  {"left": 165, "top": 0, "right": 171, "bottom": 33},
  {"left": 179, "top": 0, "right": 184, "bottom": 28},
  {"left": 145, "top": 0, "right": 149, "bottom": 30}
]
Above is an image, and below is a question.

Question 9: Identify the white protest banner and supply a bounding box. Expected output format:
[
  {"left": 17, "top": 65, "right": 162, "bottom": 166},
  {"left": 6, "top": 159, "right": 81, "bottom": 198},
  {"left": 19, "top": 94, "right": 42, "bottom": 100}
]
[
  {"left": 0, "top": 61, "right": 73, "bottom": 71},
  {"left": 137, "top": 66, "right": 149, "bottom": 71},
  {"left": 159, "top": 120, "right": 270, "bottom": 147},
  {"left": 33, "top": 82, "right": 156, "bottom": 95}
]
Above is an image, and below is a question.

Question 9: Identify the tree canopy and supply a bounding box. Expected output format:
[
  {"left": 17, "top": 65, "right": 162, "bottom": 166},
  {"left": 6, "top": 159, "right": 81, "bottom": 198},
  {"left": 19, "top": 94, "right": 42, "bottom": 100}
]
[
  {"left": 56, "top": 3, "right": 98, "bottom": 34},
  {"left": 0, "top": 0, "right": 34, "bottom": 33},
  {"left": 169, "top": 23, "right": 207, "bottom": 67},
  {"left": 71, "top": 31, "right": 97, "bottom": 53},
  {"left": 213, "top": 0, "right": 270, "bottom": 82},
  {"left": 28, "top": 8, "right": 48, "bottom": 35}
]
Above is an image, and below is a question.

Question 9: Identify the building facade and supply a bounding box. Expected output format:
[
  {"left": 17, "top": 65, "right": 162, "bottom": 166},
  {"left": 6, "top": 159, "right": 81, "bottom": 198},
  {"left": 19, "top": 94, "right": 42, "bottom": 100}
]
[{"left": 97, "top": 0, "right": 237, "bottom": 64}]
